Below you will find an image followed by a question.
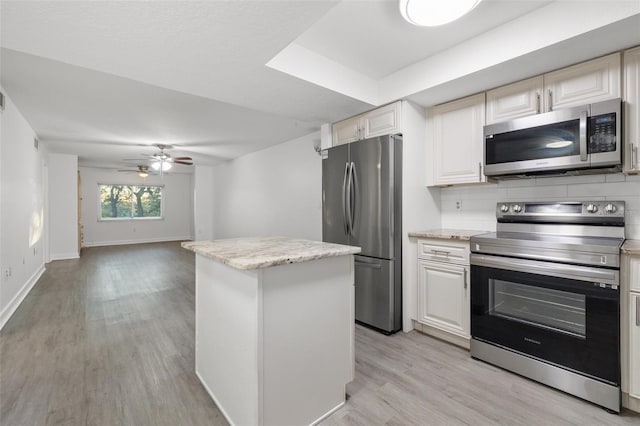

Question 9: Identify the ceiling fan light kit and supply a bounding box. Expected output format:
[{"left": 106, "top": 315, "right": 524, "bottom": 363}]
[
  {"left": 399, "top": 0, "right": 482, "bottom": 26},
  {"left": 151, "top": 161, "right": 172, "bottom": 171}
]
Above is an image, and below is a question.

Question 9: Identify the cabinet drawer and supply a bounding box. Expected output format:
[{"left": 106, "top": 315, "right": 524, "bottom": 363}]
[
  {"left": 417, "top": 239, "right": 469, "bottom": 264},
  {"left": 630, "top": 256, "right": 640, "bottom": 292}
]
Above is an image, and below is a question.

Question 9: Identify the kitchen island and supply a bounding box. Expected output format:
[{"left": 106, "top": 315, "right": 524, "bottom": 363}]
[{"left": 181, "top": 236, "right": 361, "bottom": 426}]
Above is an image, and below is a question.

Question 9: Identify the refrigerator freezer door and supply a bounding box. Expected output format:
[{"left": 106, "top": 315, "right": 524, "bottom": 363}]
[
  {"left": 322, "top": 143, "right": 350, "bottom": 246},
  {"left": 354, "top": 255, "right": 398, "bottom": 333},
  {"left": 349, "top": 136, "right": 395, "bottom": 259}
]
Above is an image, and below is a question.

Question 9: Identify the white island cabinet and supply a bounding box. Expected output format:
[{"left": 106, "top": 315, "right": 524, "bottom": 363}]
[{"left": 182, "top": 237, "right": 360, "bottom": 426}]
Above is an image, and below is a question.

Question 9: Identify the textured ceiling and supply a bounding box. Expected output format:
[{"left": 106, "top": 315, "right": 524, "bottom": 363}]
[{"left": 1, "top": 0, "right": 639, "bottom": 170}]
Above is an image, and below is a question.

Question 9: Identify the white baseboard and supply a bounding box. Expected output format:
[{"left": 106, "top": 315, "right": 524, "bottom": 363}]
[
  {"left": 49, "top": 252, "right": 80, "bottom": 261},
  {"left": 82, "top": 235, "right": 193, "bottom": 248},
  {"left": 623, "top": 392, "right": 640, "bottom": 413},
  {"left": 0, "top": 264, "right": 45, "bottom": 331}
]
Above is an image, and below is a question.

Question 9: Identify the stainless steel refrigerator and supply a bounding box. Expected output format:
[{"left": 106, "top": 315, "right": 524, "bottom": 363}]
[{"left": 322, "top": 134, "right": 402, "bottom": 334}]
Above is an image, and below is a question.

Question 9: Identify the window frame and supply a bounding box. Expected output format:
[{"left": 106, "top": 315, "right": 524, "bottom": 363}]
[{"left": 97, "top": 183, "right": 165, "bottom": 221}]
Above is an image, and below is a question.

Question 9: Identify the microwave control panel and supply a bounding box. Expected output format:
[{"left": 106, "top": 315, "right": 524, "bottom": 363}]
[{"left": 589, "top": 113, "right": 617, "bottom": 153}]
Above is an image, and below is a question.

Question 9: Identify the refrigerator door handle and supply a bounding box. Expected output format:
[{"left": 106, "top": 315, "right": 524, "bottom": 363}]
[
  {"left": 342, "top": 162, "right": 349, "bottom": 235},
  {"left": 355, "top": 260, "right": 381, "bottom": 269},
  {"left": 348, "top": 162, "right": 356, "bottom": 236}
]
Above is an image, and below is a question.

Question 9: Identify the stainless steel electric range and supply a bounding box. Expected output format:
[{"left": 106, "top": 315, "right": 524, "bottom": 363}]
[{"left": 470, "top": 201, "right": 625, "bottom": 412}]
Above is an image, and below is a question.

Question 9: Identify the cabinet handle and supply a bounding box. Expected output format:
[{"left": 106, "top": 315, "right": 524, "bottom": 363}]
[
  {"left": 548, "top": 89, "right": 553, "bottom": 111},
  {"left": 634, "top": 144, "right": 639, "bottom": 170},
  {"left": 536, "top": 92, "right": 541, "bottom": 114},
  {"left": 464, "top": 268, "right": 468, "bottom": 290},
  {"left": 636, "top": 296, "right": 639, "bottom": 327},
  {"left": 478, "top": 162, "right": 483, "bottom": 181},
  {"left": 430, "top": 249, "right": 450, "bottom": 256}
]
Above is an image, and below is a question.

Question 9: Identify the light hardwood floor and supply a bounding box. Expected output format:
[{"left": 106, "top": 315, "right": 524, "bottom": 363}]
[{"left": 1, "top": 242, "right": 639, "bottom": 425}]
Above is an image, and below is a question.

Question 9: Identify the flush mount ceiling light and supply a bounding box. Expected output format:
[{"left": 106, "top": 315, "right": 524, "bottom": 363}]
[{"left": 399, "top": 0, "right": 483, "bottom": 26}]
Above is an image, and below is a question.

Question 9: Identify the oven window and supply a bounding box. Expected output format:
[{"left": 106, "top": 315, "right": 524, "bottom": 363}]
[{"left": 489, "top": 279, "right": 586, "bottom": 338}]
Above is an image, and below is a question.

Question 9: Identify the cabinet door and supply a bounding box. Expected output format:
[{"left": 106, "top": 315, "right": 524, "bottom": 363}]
[
  {"left": 428, "top": 93, "right": 486, "bottom": 186},
  {"left": 486, "top": 76, "right": 543, "bottom": 124},
  {"left": 543, "top": 53, "right": 621, "bottom": 111},
  {"left": 630, "top": 255, "right": 640, "bottom": 293},
  {"left": 332, "top": 117, "right": 360, "bottom": 146},
  {"left": 363, "top": 102, "right": 401, "bottom": 139},
  {"left": 629, "top": 293, "right": 640, "bottom": 399},
  {"left": 624, "top": 46, "right": 640, "bottom": 174},
  {"left": 417, "top": 260, "right": 469, "bottom": 338}
]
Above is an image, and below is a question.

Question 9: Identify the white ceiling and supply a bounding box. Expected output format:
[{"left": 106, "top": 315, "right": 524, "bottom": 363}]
[
  {"left": 1, "top": 0, "right": 639, "bottom": 170},
  {"left": 295, "top": 1, "right": 551, "bottom": 79}
]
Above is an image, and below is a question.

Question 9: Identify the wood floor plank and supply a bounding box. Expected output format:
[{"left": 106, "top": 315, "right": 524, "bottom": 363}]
[{"left": 2, "top": 242, "right": 639, "bottom": 426}]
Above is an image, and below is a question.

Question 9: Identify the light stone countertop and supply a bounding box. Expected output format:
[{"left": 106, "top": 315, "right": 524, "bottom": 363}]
[
  {"left": 181, "top": 236, "right": 361, "bottom": 270},
  {"left": 408, "top": 228, "right": 490, "bottom": 241},
  {"left": 622, "top": 240, "right": 640, "bottom": 255}
]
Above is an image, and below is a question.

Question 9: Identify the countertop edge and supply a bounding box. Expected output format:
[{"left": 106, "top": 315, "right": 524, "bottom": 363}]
[
  {"left": 181, "top": 239, "right": 361, "bottom": 270},
  {"left": 622, "top": 239, "right": 640, "bottom": 255},
  {"left": 408, "top": 228, "right": 490, "bottom": 241}
]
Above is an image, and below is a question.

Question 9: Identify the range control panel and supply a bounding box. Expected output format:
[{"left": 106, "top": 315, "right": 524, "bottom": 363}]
[{"left": 496, "top": 201, "right": 625, "bottom": 223}]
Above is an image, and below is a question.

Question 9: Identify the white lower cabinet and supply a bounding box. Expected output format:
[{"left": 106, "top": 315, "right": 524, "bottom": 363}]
[
  {"left": 622, "top": 252, "right": 640, "bottom": 413},
  {"left": 628, "top": 292, "right": 640, "bottom": 402},
  {"left": 416, "top": 239, "right": 470, "bottom": 348}
]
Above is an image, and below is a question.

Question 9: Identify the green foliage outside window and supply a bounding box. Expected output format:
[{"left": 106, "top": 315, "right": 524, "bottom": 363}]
[{"left": 99, "top": 185, "right": 162, "bottom": 219}]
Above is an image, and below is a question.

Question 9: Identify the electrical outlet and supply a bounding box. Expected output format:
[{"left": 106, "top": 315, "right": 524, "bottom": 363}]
[
  {"left": 4, "top": 267, "right": 11, "bottom": 278},
  {"left": 455, "top": 200, "right": 462, "bottom": 211}
]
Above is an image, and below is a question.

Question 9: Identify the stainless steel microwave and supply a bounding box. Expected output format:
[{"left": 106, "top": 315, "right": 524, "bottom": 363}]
[{"left": 483, "top": 98, "right": 622, "bottom": 177}]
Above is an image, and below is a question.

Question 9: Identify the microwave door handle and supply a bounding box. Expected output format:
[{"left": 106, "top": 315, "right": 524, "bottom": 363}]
[{"left": 579, "top": 110, "right": 588, "bottom": 161}]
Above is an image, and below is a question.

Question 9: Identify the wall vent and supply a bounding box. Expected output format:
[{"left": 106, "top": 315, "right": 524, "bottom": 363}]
[{"left": 0, "top": 91, "right": 5, "bottom": 112}]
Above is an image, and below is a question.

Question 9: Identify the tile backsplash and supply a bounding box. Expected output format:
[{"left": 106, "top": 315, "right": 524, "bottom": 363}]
[{"left": 440, "top": 173, "right": 640, "bottom": 239}]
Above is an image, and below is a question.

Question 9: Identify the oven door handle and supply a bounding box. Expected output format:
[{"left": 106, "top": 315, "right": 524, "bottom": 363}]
[{"left": 470, "top": 254, "right": 619, "bottom": 285}]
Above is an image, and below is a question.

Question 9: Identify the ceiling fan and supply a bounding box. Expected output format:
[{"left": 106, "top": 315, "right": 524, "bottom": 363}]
[
  {"left": 124, "top": 144, "right": 194, "bottom": 172},
  {"left": 148, "top": 144, "right": 193, "bottom": 171},
  {"left": 117, "top": 165, "right": 158, "bottom": 178}
]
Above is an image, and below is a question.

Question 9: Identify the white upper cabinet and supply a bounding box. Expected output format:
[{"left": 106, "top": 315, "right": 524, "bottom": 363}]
[
  {"left": 332, "top": 119, "right": 360, "bottom": 146},
  {"left": 332, "top": 102, "right": 402, "bottom": 146},
  {"left": 624, "top": 46, "right": 640, "bottom": 174},
  {"left": 543, "top": 53, "right": 621, "bottom": 111},
  {"left": 427, "top": 93, "right": 487, "bottom": 187},
  {"left": 486, "top": 54, "right": 621, "bottom": 125},
  {"left": 362, "top": 102, "right": 402, "bottom": 139},
  {"left": 486, "top": 76, "right": 543, "bottom": 125}
]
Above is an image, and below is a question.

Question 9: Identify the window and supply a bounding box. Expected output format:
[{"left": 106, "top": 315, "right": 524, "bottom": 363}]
[{"left": 99, "top": 184, "right": 163, "bottom": 219}]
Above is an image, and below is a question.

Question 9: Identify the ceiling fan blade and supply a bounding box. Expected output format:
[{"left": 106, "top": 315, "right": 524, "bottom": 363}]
[
  {"left": 172, "top": 156, "right": 193, "bottom": 161},
  {"left": 117, "top": 169, "right": 137, "bottom": 172},
  {"left": 172, "top": 160, "right": 193, "bottom": 165}
]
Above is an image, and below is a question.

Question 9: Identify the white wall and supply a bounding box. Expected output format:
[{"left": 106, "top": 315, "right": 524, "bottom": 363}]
[
  {"left": 79, "top": 167, "right": 194, "bottom": 247},
  {"left": 212, "top": 132, "right": 322, "bottom": 240},
  {"left": 0, "top": 87, "right": 46, "bottom": 330},
  {"left": 48, "top": 153, "right": 78, "bottom": 260},
  {"left": 402, "top": 101, "right": 441, "bottom": 332},
  {"left": 194, "top": 165, "right": 214, "bottom": 241},
  {"left": 440, "top": 174, "right": 640, "bottom": 238}
]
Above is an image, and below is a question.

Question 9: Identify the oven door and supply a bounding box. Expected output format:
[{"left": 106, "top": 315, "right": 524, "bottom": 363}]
[{"left": 470, "top": 254, "right": 620, "bottom": 385}]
